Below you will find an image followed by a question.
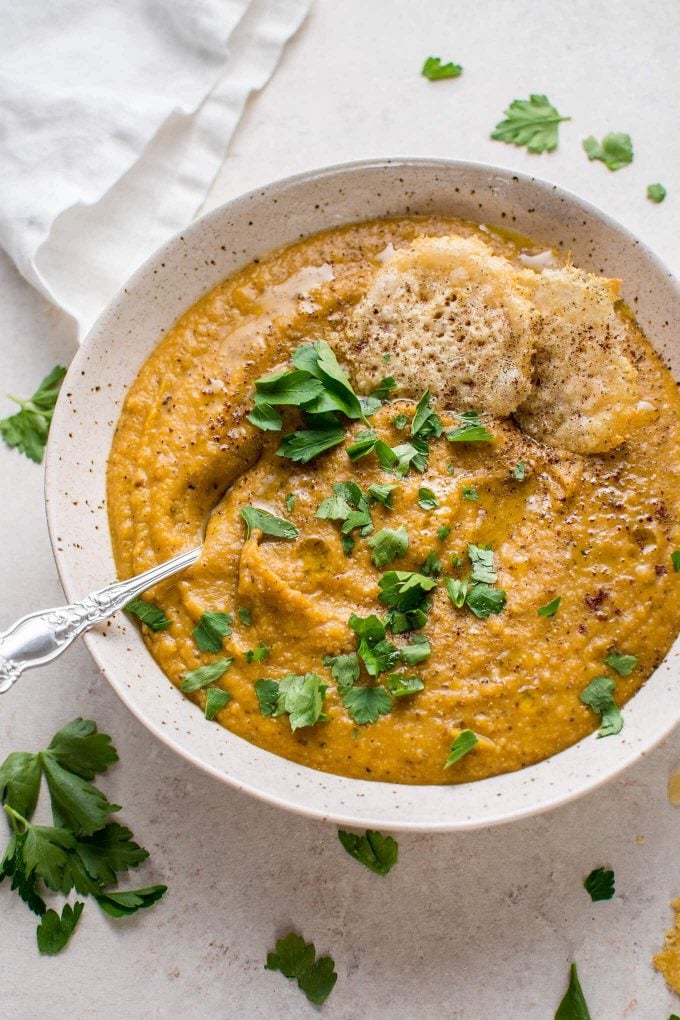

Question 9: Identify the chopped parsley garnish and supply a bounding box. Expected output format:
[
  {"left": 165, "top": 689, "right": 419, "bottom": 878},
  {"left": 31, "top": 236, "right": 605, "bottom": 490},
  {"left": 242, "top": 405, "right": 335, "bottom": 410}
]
[
  {"left": 255, "top": 674, "right": 328, "bottom": 731},
  {"left": 36, "top": 902, "right": 84, "bottom": 955},
  {"left": 285, "top": 492, "right": 297, "bottom": 512},
  {"left": 254, "top": 369, "right": 324, "bottom": 407},
  {"left": 555, "top": 962, "right": 592, "bottom": 1019},
  {"left": 204, "top": 688, "right": 232, "bottom": 720},
  {"left": 580, "top": 676, "right": 623, "bottom": 737},
  {"left": 338, "top": 829, "right": 398, "bottom": 875},
  {"left": 437, "top": 525, "right": 451, "bottom": 541},
  {"left": 584, "top": 867, "right": 615, "bottom": 902},
  {"left": 411, "top": 389, "right": 443, "bottom": 439},
  {"left": 447, "top": 464, "right": 456, "bottom": 475},
  {"left": 323, "top": 653, "right": 360, "bottom": 689},
  {"left": 247, "top": 402, "right": 282, "bottom": 431},
  {"left": 316, "top": 480, "right": 366, "bottom": 520},
  {"left": 468, "top": 544, "right": 497, "bottom": 584},
  {"left": 393, "top": 413, "right": 409, "bottom": 429},
  {"left": 400, "top": 635, "right": 431, "bottom": 666},
  {"left": 192, "top": 611, "right": 232, "bottom": 653},
  {"left": 367, "top": 526, "right": 409, "bottom": 567},
  {"left": 181, "top": 658, "right": 233, "bottom": 692},
  {"left": 265, "top": 932, "right": 337, "bottom": 1006},
  {"left": 368, "top": 482, "right": 397, "bottom": 507},
  {"left": 451, "top": 552, "right": 463, "bottom": 568},
  {"left": 349, "top": 614, "right": 399, "bottom": 677},
  {"left": 125, "top": 598, "right": 171, "bottom": 632},
  {"left": 0, "top": 718, "right": 166, "bottom": 954},
  {"left": 444, "top": 729, "right": 478, "bottom": 768},
  {"left": 95, "top": 885, "right": 168, "bottom": 918},
  {"left": 671, "top": 550, "right": 680, "bottom": 572},
  {"left": 277, "top": 427, "right": 345, "bottom": 463},
  {"left": 237, "top": 606, "right": 252, "bottom": 626},
  {"left": 466, "top": 584, "right": 506, "bottom": 618},
  {"left": 421, "top": 549, "right": 442, "bottom": 577},
  {"left": 342, "top": 686, "right": 392, "bottom": 725},
  {"left": 491, "top": 94, "right": 570, "bottom": 154},
  {"left": 341, "top": 509, "right": 373, "bottom": 537},
  {"left": 348, "top": 614, "right": 388, "bottom": 644},
  {"left": 0, "top": 365, "right": 67, "bottom": 463},
  {"left": 583, "top": 132, "right": 633, "bottom": 171},
  {"left": 246, "top": 642, "right": 270, "bottom": 664},
  {"left": 444, "top": 577, "right": 468, "bottom": 608},
  {"left": 378, "top": 570, "right": 438, "bottom": 611},
  {"left": 341, "top": 534, "right": 355, "bottom": 557},
  {"left": 346, "top": 428, "right": 379, "bottom": 460},
  {"left": 392, "top": 438, "right": 429, "bottom": 475},
  {"left": 372, "top": 376, "right": 397, "bottom": 400},
  {"left": 462, "top": 486, "right": 479, "bottom": 502},
  {"left": 418, "top": 486, "right": 439, "bottom": 510},
  {"left": 538, "top": 597, "right": 561, "bottom": 618},
  {"left": 385, "top": 672, "right": 424, "bottom": 697},
  {"left": 647, "top": 182, "right": 667, "bottom": 203},
  {"left": 240, "top": 505, "right": 298, "bottom": 539},
  {"left": 446, "top": 410, "right": 494, "bottom": 443},
  {"left": 292, "top": 341, "right": 367, "bottom": 421},
  {"left": 421, "top": 56, "right": 463, "bottom": 80},
  {"left": 512, "top": 460, "right": 526, "bottom": 480},
  {"left": 604, "top": 652, "right": 637, "bottom": 677}
]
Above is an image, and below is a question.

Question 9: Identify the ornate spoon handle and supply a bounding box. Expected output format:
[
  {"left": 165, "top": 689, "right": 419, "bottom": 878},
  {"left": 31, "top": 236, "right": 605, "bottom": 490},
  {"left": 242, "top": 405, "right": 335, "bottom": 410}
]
[{"left": 0, "top": 546, "right": 201, "bottom": 693}]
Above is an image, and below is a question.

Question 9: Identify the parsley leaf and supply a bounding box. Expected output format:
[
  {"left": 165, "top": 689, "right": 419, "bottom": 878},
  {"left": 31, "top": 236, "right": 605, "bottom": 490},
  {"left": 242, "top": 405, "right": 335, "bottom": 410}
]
[
  {"left": 446, "top": 410, "right": 494, "bottom": 443},
  {"left": 512, "top": 460, "right": 527, "bottom": 480},
  {"left": 437, "top": 525, "right": 451, "bottom": 541},
  {"left": 71, "top": 822, "right": 148, "bottom": 886},
  {"left": 392, "top": 438, "right": 429, "bottom": 475},
  {"left": 255, "top": 674, "right": 328, "bottom": 731},
  {"left": 323, "top": 653, "right": 360, "bottom": 689},
  {"left": 293, "top": 341, "right": 367, "bottom": 422},
  {"left": 604, "top": 652, "right": 637, "bottom": 677},
  {"left": 45, "top": 718, "right": 119, "bottom": 781},
  {"left": 583, "top": 132, "right": 633, "bottom": 171},
  {"left": 445, "top": 730, "right": 478, "bottom": 768},
  {"left": 421, "top": 549, "right": 442, "bottom": 577},
  {"left": 346, "top": 428, "right": 379, "bottom": 461},
  {"left": 368, "top": 482, "right": 396, "bottom": 507},
  {"left": 246, "top": 642, "right": 270, "bottom": 664},
  {"left": 421, "top": 56, "right": 463, "bottom": 80},
  {"left": 491, "top": 94, "right": 570, "bottom": 154},
  {"left": 411, "top": 390, "right": 442, "bottom": 438},
  {"left": 385, "top": 672, "right": 424, "bottom": 697},
  {"left": 317, "top": 480, "right": 366, "bottom": 520},
  {"left": 372, "top": 376, "right": 397, "bottom": 400},
  {"left": 277, "top": 426, "right": 345, "bottom": 463},
  {"left": 378, "top": 570, "right": 438, "bottom": 611},
  {"left": 580, "top": 676, "right": 623, "bottom": 737},
  {"left": 466, "top": 583, "right": 506, "bottom": 619},
  {"left": 338, "top": 829, "right": 398, "bottom": 875},
  {"left": 348, "top": 613, "right": 386, "bottom": 643},
  {"left": 266, "top": 932, "right": 337, "bottom": 1006},
  {"left": 39, "top": 757, "right": 120, "bottom": 836},
  {"left": 0, "top": 365, "right": 67, "bottom": 463},
  {"left": 468, "top": 544, "right": 497, "bottom": 584},
  {"left": 342, "top": 686, "right": 392, "bottom": 725},
  {"left": 445, "top": 577, "right": 468, "bottom": 608},
  {"left": 647, "top": 182, "right": 666, "bottom": 203},
  {"left": 95, "top": 884, "right": 167, "bottom": 918},
  {"left": 0, "top": 752, "right": 42, "bottom": 820},
  {"left": 205, "top": 688, "right": 232, "bottom": 720},
  {"left": 400, "top": 635, "right": 431, "bottom": 666},
  {"left": 418, "top": 486, "right": 438, "bottom": 510},
  {"left": 462, "top": 486, "right": 479, "bottom": 502},
  {"left": 125, "top": 598, "right": 171, "bottom": 632},
  {"left": 237, "top": 606, "right": 252, "bottom": 626},
  {"left": 393, "top": 413, "right": 409, "bottom": 429},
  {"left": 538, "top": 597, "right": 561, "bottom": 618},
  {"left": 36, "top": 900, "right": 84, "bottom": 955},
  {"left": 367, "top": 526, "right": 409, "bottom": 567},
  {"left": 181, "top": 659, "right": 233, "bottom": 693},
  {"left": 584, "top": 867, "right": 615, "bottom": 902},
  {"left": 193, "top": 611, "right": 232, "bottom": 653},
  {"left": 672, "top": 550, "right": 680, "bottom": 573},
  {"left": 284, "top": 493, "right": 297, "bottom": 513},
  {"left": 240, "top": 505, "right": 298, "bottom": 539},
  {"left": 555, "top": 962, "right": 592, "bottom": 1019},
  {"left": 254, "top": 368, "right": 324, "bottom": 406},
  {"left": 358, "top": 638, "right": 400, "bottom": 677},
  {"left": 246, "top": 402, "right": 282, "bottom": 431}
]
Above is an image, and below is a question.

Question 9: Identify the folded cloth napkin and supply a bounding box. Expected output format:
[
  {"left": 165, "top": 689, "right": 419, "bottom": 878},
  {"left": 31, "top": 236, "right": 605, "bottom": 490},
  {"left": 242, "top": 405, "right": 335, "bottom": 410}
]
[{"left": 0, "top": 0, "right": 310, "bottom": 335}]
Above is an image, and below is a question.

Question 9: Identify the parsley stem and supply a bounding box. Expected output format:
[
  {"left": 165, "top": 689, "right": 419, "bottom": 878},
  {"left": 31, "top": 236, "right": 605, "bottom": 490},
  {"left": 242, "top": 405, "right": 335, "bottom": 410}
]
[{"left": 3, "top": 803, "right": 28, "bottom": 832}]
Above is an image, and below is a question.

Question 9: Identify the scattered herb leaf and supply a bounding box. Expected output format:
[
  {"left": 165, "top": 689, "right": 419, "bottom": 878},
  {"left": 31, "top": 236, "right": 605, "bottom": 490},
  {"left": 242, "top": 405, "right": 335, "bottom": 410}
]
[
  {"left": 538, "top": 597, "right": 561, "bottom": 618},
  {"left": 237, "top": 606, "right": 252, "bottom": 627},
  {"left": 36, "top": 901, "right": 84, "bottom": 955},
  {"left": 125, "top": 598, "right": 171, "bottom": 633},
  {"left": 338, "top": 829, "right": 398, "bottom": 875},
  {"left": 193, "top": 611, "right": 232, "bottom": 653},
  {"left": 584, "top": 867, "right": 615, "bottom": 902},
  {"left": 342, "top": 686, "right": 392, "bottom": 725},
  {"left": 445, "top": 730, "right": 478, "bottom": 768},
  {"left": 604, "top": 652, "right": 637, "bottom": 677},
  {"left": 265, "top": 932, "right": 337, "bottom": 1006},
  {"left": 240, "top": 505, "right": 298, "bottom": 540},
  {"left": 421, "top": 56, "right": 463, "bottom": 80},
  {"left": 95, "top": 884, "right": 167, "bottom": 918},
  {"left": 647, "top": 182, "right": 666, "bottom": 203},
  {"left": 447, "top": 410, "right": 493, "bottom": 443},
  {"left": 418, "top": 487, "right": 439, "bottom": 511},
  {"left": 367, "top": 526, "right": 409, "bottom": 567},
  {"left": 554, "top": 962, "right": 592, "bottom": 1019},
  {"left": 492, "top": 94, "right": 570, "bottom": 154},
  {"left": 181, "top": 659, "right": 233, "bottom": 693},
  {"left": 0, "top": 365, "right": 67, "bottom": 463},
  {"left": 580, "top": 676, "right": 623, "bottom": 737},
  {"left": 583, "top": 132, "right": 633, "bottom": 171},
  {"left": 512, "top": 460, "right": 526, "bottom": 480}
]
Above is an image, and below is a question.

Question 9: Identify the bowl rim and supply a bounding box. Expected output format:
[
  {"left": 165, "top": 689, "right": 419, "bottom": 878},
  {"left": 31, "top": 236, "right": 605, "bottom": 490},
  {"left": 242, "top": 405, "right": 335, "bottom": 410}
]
[{"left": 44, "top": 154, "right": 680, "bottom": 831}]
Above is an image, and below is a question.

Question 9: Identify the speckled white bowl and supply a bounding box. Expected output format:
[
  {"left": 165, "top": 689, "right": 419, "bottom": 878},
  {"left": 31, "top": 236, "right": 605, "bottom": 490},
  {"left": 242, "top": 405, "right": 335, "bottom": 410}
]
[{"left": 45, "top": 158, "right": 680, "bottom": 831}]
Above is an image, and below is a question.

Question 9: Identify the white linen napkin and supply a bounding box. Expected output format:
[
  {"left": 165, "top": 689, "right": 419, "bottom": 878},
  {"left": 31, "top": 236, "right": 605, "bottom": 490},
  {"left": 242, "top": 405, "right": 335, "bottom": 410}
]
[{"left": 0, "top": 0, "right": 310, "bottom": 335}]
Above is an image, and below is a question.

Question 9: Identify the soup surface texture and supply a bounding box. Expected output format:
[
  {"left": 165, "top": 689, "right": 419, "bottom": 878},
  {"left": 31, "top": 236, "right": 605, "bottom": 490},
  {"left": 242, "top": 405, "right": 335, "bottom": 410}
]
[{"left": 107, "top": 217, "right": 680, "bottom": 785}]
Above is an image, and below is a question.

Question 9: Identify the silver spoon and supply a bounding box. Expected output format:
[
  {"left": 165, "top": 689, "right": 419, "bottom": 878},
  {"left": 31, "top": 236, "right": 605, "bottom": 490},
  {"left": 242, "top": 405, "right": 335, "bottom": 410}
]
[{"left": 0, "top": 546, "right": 201, "bottom": 693}]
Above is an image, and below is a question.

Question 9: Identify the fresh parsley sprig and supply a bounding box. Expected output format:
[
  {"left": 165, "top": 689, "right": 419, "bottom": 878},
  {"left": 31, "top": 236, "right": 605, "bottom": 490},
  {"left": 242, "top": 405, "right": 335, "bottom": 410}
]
[
  {"left": 0, "top": 365, "right": 67, "bottom": 463},
  {"left": 338, "top": 829, "right": 398, "bottom": 875},
  {"left": 491, "top": 94, "right": 570, "bottom": 154},
  {"left": 265, "top": 932, "right": 337, "bottom": 1005},
  {"left": 0, "top": 719, "right": 166, "bottom": 955},
  {"left": 421, "top": 56, "right": 463, "bottom": 81}
]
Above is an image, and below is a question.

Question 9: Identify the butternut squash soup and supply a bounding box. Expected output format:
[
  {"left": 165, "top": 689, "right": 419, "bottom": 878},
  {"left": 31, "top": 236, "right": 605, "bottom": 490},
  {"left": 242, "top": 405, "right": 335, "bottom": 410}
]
[{"left": 107, "top": 217, "right": 680, "bottom": 785}]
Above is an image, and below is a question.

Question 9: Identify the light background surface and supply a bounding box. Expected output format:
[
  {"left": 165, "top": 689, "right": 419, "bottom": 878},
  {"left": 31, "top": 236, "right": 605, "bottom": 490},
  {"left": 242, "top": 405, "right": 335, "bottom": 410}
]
[{"left": 2, "top": 1, "right": 680, "bottom": 1016}]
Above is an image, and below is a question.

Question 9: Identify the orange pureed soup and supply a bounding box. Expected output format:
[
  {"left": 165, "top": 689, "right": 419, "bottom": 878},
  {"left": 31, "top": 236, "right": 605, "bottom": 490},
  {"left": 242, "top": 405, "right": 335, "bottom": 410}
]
[{"left": 107, "top": 217, "right": 680, "bottom": 784}]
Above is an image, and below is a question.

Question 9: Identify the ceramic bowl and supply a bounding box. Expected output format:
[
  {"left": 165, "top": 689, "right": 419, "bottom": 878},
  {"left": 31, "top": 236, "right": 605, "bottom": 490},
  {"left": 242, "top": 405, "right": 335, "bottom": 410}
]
[{"left": 45, "top": 158, "right": 680, "bottom": 831}]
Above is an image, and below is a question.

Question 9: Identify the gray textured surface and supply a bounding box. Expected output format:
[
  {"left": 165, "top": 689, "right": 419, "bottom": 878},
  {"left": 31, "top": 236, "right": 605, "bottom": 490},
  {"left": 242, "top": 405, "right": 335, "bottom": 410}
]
[{"left": 2, "top": 1, "right": 680, "bottom": 1016}]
